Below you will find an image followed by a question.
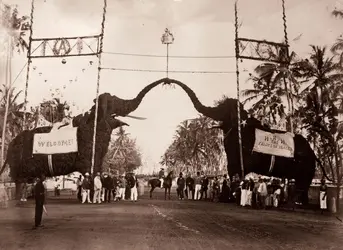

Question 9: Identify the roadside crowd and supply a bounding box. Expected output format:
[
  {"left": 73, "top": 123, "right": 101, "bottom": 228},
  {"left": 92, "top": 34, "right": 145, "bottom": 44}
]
[
  {"left": 173, "top": 170, "right": 328, "bottom": 212},
  {"left": 75, "top": 172, "right": 140, "bottom": 203}
]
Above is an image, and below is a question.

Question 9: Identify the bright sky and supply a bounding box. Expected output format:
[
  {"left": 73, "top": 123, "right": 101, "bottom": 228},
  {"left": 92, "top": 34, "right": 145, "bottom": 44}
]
[{"left": 1, "top": 0, "right": 342, "bottom": 174}]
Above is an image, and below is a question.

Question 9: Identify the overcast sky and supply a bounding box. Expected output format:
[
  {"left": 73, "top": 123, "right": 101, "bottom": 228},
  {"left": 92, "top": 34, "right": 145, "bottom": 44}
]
[{"left": 1, "top": 0, "right": 342, "bottom": 173}]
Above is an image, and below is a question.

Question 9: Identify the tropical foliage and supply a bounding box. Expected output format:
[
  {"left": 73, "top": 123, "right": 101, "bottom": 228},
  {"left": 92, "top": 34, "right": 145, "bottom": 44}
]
[
  {"left": 242, "top": 40, "right": 343, "bottom": 210},
  {"left": 160, "top": 115, "right": 226, "bottom": 175},
  {"left": 103, "top": 127, "right": 142, "bottom": 175}
]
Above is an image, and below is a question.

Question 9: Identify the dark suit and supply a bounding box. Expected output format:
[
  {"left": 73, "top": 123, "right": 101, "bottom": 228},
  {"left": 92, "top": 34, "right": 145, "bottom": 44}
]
[{"left": 34, "top": 180, "right": 46, "bottom": 227}]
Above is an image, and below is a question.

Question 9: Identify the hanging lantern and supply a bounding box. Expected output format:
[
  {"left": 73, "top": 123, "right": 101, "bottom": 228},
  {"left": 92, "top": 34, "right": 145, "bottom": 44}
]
[
  {"left": 63, "top": 85, "right": 66, "bottom": 89},
  {"left": 39, "top": 72, "right": 42, "bottom": 76},
  {"left": 62, "top": 58, "right": 67, "bottom": 64},
  {"left": 82, "top": 68, "right": 85, "bottom": 72}
]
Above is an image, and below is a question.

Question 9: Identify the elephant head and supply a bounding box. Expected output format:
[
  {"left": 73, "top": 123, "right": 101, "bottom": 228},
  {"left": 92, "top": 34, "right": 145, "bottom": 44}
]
[
  {"left": 70, "top": 78, "right": 168, "bottom": 174},
  {"left": 166, "top": 79, "right": 249, "bottom": 131}
]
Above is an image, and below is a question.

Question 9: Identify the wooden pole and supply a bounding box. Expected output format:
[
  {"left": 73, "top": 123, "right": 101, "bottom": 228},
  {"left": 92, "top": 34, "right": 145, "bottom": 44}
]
[{"left": 234, "top": 1, "right": 244, "bottom": 178}]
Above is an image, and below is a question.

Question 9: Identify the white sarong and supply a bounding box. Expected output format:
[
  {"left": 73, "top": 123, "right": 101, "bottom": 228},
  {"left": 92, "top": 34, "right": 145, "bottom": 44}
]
[
  {"left": 240, "top": 189, "right": 247, "bottom": 206},
  {"left": 320, "top": 191, "right": 327, "bottom": 209}
]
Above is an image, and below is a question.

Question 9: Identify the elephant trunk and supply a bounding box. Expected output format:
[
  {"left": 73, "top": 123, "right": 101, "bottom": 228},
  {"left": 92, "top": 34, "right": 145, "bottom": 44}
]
[
  {"left": 166, "top": 79, "right": 222, "bottom": 121},
  {"left": 113, "top": 78, "right": 168, "bottom": 117}
]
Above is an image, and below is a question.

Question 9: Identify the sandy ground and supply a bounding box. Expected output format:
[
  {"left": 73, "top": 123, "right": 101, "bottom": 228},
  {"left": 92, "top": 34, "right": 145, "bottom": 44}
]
[{"left": 0, "top": 188, "right": 342, "bottom": 250}]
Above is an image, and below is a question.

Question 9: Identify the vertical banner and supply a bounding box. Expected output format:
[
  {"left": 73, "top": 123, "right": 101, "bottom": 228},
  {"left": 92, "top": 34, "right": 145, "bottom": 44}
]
[{"left": 253, "top": 129, "right": 294, "bottom": 158}]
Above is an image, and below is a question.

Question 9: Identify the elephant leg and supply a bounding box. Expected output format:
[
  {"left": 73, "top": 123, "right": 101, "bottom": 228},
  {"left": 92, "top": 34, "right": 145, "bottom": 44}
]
[
  {"left": 169, "top": 188, "right": 171, "bottom": 200},
  {"left": 164, "top": 188, "right": 167, "bottom": 200}
]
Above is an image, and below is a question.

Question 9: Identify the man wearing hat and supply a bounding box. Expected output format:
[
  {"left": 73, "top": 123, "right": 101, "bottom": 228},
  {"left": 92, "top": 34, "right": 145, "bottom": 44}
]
[
  {"left": 81, "top": 172, "right": 92, "bottom": 204},
  {"left": 93, "top": 172, "right": 102, "bottom": 204},
  {"left": 33, "top": 175, "right": 47, "bottom": 229},
  {"left": 177, "top": 172, "right": 186, "bottom": 200},
  {"left": 159, "top": 168, "right": 165, "bottom": 188}
]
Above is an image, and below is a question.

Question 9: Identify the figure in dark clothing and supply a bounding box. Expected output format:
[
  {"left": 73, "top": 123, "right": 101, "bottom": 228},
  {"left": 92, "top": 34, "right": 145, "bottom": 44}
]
[
  {"left": 112, "top": 175, "right": 119, "bottom": 200},
  {"left": 185, "top": 175, "right": 194, "bottom": 200},
  {"left": 177, "top": 173, "right": 186, "bottom": 200},
  {"left": 287, "top": 180, "right": 297, "bottom": 211},
  {"left": 76, "top": 175, "right": 82, "bottom": 202},
  {"left": 212, "top": 177, "right": 220, "bottom": 202},
  {"left": 220, "top": 174, "right": 230, "bottom": 203},
  {"left": 103, "top": 173, "right": 113, "bottom": 203},
  {"left": 33, "top": 175, "right": 46, "bottom": 229},
  {"left": 200, "top": 174, "right": 209, "bottom": 200}
]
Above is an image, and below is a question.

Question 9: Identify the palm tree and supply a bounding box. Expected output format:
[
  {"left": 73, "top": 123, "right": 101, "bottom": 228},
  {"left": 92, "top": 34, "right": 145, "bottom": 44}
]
[
  {"left": 296, "top": 45, "right": 343, "bottom": 211},
  {"left": 249, "top": 50, "right": 304, "bottom": 132},
  {"left": 1, "top": 4, "right": 30, "bottom": 168},
  {"left": 242, "top": 74, "right": 286, "bottom": 126},
  {"left": 161, "top": 115, "right": 224, "bottom": 175}
]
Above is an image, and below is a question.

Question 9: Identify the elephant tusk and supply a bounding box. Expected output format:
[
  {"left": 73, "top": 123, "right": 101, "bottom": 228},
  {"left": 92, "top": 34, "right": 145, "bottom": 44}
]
[{"left": 112, "top": 114, "right": 147, "bottom": 120}]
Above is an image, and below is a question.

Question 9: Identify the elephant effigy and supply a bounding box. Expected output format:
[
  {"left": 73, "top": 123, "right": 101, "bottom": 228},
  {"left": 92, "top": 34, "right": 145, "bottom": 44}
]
[
  {"left": 166, "top": 78, "right": 328, "bottom": 205},
  {"left": 0, "top": 78, "right": 168, "bottom": 199}
]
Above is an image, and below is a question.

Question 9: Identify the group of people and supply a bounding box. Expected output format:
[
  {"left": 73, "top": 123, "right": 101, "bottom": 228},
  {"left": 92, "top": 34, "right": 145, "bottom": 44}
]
[
  {"left": 76, "top": 172, "right": 139, "bottom": 203},
  {"left": 172, "top": 170, "right": 329, "bottom": 213}
]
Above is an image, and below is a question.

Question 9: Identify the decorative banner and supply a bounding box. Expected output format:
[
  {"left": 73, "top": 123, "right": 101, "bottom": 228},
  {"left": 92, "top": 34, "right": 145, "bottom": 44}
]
[
  {"left": 33, "top": 127, "right": 78, "bottom": 154},
  {"left": 253, "top": 129, "right": 294, "bottom": 158}
]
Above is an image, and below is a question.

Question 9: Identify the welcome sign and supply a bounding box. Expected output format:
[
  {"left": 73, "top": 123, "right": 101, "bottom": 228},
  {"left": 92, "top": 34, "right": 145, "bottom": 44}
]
[
  {"left": 33, "top": 127, "right": 78, "bottom": 154},
  {"left": 252, "top": 129, "right": 294, "bottom": 158}
]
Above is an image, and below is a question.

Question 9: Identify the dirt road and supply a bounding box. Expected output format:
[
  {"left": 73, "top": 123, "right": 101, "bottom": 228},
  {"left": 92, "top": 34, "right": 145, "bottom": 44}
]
[{"left": 0, "top": 188, "right": 342, "bottom": 250}]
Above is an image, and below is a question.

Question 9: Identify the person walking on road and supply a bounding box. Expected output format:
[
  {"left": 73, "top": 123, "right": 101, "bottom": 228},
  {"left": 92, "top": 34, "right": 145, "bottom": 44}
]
[
  {"left": 194, "top": 172, "right": 202, "bottom": 200},
  {"left": 33, "top": 175, "right": 47, "bottom": 229},
  {"left": 93, "top": 172, "right": 102, "bottom": 204}
]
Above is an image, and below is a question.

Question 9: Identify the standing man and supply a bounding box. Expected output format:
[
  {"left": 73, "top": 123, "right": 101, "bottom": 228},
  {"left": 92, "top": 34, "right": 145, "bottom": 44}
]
[
  {"left": 76, "top": 174, "right": 83, "bottom": 202},
  {"left": 93, "top": 172, "right": 102, "bottom": 204},
  {"left": 103, "top": 173, "right": 113, "bottom": 203},
  {"left": 129, "top": 173, "right": 138, "bottom": 202},
  {"left": 257, "top": 178, "right": 268, "bottom": 209},
  {"left": 319, "top": 178, "right": 328, "bottom": 214},
  {"left": 118, "top": 174, "right": 126, "bottom": 201},
  {"left": 82, "top": 173, "right": 92, "bottom": 204},
  {"left": 159, "top": 168, "right": 165, "bottom": 188},
  {"left": 194, "top": 172, "right": 202, "bottom": 200},
  {"left": 33, "top": 175, "right": 47, "bottom": 229},
  {"left": 185, "top": 174, "right": 194, "bottom": 200},
  {"left": 176, "top": 172, "right": 186, "bottom": 200},
  {"left": 200, "top": 172, "right": 209, "bottom": 200}
]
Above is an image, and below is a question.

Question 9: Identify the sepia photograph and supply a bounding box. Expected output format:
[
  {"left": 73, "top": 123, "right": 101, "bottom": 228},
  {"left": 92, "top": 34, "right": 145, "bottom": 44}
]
[{"left": 0, "top": 0, "right": 342, "bottom": 249}]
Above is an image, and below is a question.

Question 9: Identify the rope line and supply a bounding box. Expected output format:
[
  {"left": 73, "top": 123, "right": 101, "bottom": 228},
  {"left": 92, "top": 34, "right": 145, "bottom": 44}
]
[
  {"left": 103, "top": 51, "right": 235, "bottom": 59},
  {"left": 23, "top": 0, "right": 35, "bottom": 130},
  {"left": 91, "top": 0, "right": 107, "bottom": 175},
  {"left": 101, "top": 67, "right": 236, "bottom": 74}
]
